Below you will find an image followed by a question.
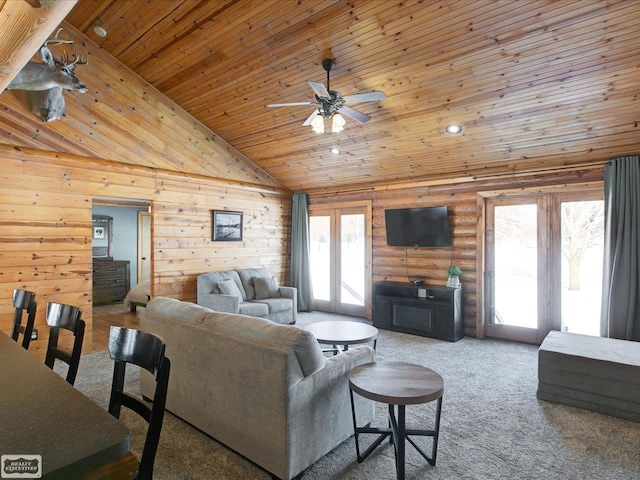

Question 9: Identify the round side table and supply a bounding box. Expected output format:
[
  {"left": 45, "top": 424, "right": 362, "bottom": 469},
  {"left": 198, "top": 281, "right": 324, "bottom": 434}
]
[
  {"left": 302, "top": 320, "right": 378, "bottom": 354},
  {"left": 348, "top": 361, "right": 444, "bottom": 480}
]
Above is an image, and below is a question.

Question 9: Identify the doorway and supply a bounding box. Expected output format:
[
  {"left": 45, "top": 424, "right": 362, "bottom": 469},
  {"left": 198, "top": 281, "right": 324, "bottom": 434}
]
[
  {"left": 309, "top": 203, "right": 371, "bottom": 317},
  {"left": 92, "top": 197, "right": 151, "bottom": 292},
  {"left": 484, "top": 190, "right": 604, "bottom": 343},
  {"left": 138, "top": 211, "right": 151, "bottom": 282}
]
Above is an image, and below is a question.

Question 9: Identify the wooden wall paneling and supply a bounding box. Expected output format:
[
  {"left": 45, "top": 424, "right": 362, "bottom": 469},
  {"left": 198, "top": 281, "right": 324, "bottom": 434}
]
[
  {"left": 0, "top": 21, "right": 284, "bottom": 190},
  {"left": 219, "top": 3, "right": 389, "bottom": 104},
  {"left": 106, "top": 1, "right": 222, "bottom": 61},
  {"left": 0, "top": 147, "right": 291, "bottom": 360},
  {"left": 214, "top": 0, "right": 551, "bottom": 130},
  {"left": 139, "top": 1, "right": 277, "bottom": 85},
  {"left": 18, "top": 0, "right": 634, "bottom": 193},
  {"left": 63, "top": 0, "right": 113, "bottom": 33},
  {"left": 100, "top": 1, "right": 240, "bottom": 69}
]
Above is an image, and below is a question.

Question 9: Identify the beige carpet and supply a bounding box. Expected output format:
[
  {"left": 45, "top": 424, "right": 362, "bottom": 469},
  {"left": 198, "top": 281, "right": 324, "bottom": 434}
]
[{"left": 68, "top": 311, "right": 640, "bottom": 479}]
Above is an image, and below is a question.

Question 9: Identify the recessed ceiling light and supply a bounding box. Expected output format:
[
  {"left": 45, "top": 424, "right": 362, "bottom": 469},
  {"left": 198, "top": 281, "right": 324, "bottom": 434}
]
[
  {"left": 445, "top": 124, "right": 462, "bottom": 134},
  {"left": 329, "top": 147, "right": 341, "bottom": 155},
  {"left": 93, "top": 25, "right": 108, "bottom": 38}
]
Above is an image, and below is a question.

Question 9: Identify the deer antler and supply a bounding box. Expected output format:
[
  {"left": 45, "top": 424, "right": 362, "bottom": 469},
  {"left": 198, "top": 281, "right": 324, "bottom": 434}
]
[
  {"left": 61, "top": 50, "right": 89, "bottom": 67},
  {"left": 44, "top": 28, "right": 74, "bottom": 48}
]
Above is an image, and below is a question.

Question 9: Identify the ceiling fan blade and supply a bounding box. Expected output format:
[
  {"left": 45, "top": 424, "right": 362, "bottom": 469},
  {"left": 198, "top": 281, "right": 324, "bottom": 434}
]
[
  {"left": 267, "top": 101, "right": 317, "bottom": 108},
  {"left": 339, "top": 106, "right": 370, "bottom": 123},
  {"left": 302, "top": 109, "right": 320, "bottom": 126},
  {"left": 308, "top": 81, "right": 330, "bottom": 98},
  {"left": 342, "top": 91, "right": 387, "bottom": 103}
]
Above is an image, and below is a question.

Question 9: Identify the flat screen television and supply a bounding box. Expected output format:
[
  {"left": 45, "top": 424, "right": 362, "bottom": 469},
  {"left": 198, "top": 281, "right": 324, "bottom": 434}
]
[{"left": 385, "top": 206, "right": 452, "bottom": 247}]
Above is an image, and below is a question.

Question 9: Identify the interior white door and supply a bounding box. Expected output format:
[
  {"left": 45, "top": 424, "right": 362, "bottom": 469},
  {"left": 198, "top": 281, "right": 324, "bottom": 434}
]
[{"left": 138, "top": 211, "right": 151, "bottom": 282}]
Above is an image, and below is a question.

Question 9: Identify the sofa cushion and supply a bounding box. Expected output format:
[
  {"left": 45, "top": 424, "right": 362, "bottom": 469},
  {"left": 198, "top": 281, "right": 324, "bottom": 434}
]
[
  {"left": 218, "top": 279, "right": 244, "bottom": 302},
  {"left": 239, "top": 301, "right": 269, "bottom": 317},
  {"left": 252, "top": 297, "right": 292, "bottom": 314},
  {"left": 197, "top": 270, "right": 246, "bottom": 300},
  {"left": 254, "top": 276, "right": 280, "bottom": 300},
  {"left": 203, "top": 311, "right": 325, "bottom": 377},
  {"left": 237, "top": 267, "right": 271, "bottom": 300},
  {"left": 145, "top": 297, "right": 212, "bottom": 325}
]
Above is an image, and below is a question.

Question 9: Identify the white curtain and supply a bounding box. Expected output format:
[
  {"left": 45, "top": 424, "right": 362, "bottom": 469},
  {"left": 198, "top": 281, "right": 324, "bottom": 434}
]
[
  {"left": 600, "top": 155, "right": 640, "bottom": 340},
  {"left": 290, "top": 193, "right": 314, "bottom": 311}
]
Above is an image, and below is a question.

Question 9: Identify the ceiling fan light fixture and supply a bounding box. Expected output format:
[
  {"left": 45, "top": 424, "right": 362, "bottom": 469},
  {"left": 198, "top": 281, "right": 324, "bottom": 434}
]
[
  {"left": 329, "top": 147, "right": 341, "bottom": 155},
  {"left": 331, "top": 113, "right": 345, "bottom": 133},
  {"left": 445, "top": 124, "right": 462, "bottom": 134},
  {"left": 311, "top": 114, "right": 325, "bottom": 133},
  {"left": 268, "top": 58, "right": 386, "bottom": 133}
]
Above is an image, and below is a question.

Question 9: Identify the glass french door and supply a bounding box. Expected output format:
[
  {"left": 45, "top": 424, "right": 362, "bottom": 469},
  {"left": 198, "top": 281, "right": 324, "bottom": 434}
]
[
  {"left": 557, "top": 194, "right": 604, "bottom": 336},
  {"left": 309, "top": 205, "right": 368, "bottom": 317},
  {"left": 485, "top": 191, "right": 603, "bottom": 343}
]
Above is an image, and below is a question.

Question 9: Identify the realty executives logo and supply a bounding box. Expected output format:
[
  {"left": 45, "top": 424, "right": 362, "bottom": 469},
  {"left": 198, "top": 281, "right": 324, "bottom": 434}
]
[{"left": 1, "top": 455, "right": 42, "bottom": 479}]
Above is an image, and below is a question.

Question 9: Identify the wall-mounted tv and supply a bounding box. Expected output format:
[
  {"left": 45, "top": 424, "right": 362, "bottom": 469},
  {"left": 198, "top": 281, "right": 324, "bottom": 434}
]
[{"left": 384, "top": 206, "right": 452, "bottom": 247}]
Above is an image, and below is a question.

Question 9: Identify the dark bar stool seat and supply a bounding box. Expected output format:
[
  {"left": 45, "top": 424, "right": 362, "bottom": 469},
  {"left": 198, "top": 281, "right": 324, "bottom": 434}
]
[
  {"left": 108, "top": 326, "right": 171, "bottom": 480},
  {"left": 44, "top": 302, "right": 85, "bottom": 385},
  {"left": 11, "top": 289, "right": 37, "bottom": 350}
]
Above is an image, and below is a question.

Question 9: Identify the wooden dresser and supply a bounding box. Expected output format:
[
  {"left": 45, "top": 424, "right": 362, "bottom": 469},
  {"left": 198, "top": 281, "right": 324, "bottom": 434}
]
[{"left": 93, "top": 259, "right": 130, "bottom": 305}]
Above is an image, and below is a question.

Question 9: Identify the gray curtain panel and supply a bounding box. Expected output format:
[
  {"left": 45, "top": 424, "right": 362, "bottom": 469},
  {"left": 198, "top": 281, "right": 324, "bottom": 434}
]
[
  {"left": 600, "top": 155, "right": 640, "bottom": 341},
  {"left": 290, "top": 193, "right": 314, "bottom": 311}
]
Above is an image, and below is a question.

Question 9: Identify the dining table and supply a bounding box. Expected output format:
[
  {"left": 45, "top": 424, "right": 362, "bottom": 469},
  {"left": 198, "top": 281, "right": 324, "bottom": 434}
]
[{"left": 0, "top": 331, "right": 137, "bottom": 479}]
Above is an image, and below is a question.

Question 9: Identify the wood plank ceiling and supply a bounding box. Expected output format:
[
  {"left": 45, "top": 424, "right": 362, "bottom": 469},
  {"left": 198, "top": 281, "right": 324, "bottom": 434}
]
[{"left": 64, "top": 0, "right": 640, "bottom": 192}]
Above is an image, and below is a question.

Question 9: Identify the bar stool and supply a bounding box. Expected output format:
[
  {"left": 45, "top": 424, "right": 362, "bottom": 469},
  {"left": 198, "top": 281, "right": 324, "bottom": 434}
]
[
  {"left": 44, "top": 302, "right": 85, "bottom": 385},
  {"left": 108, "top": 326, "right": 171, "bottom": 480},
  {"left": 10, "top": 289, "right": 37, "bottom": 350}
]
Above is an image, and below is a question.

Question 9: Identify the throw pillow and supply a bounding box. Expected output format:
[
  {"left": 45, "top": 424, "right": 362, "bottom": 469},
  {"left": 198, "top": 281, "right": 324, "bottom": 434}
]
[
  {"left": 253, "top": 276, "right": 280, "bottom": 300},
  {"left": 217, "top": 279, "right": 243, "bottom": 301}
]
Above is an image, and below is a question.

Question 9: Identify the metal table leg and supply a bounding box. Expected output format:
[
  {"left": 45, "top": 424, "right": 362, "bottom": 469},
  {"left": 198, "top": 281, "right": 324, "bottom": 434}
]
[{"left": 350, "top": 392, "right": 443, "bottom": 480}]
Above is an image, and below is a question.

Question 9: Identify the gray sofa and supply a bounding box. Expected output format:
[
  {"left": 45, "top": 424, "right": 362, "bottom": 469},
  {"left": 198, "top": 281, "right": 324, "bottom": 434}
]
[
  {"left": 197, "top": 267, "right": 297, "bottom": 324},
  {"left": 140, "top": 297, "right": 375, "bottom": 480},
  {"left": 537, "top": 330, "right": 640, "bottom": 422}
]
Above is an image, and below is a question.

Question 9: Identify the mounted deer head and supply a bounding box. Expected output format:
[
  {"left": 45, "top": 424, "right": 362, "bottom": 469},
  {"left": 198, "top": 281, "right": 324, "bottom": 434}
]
[
  {"left": 4, "top": 29, "right": 87, "bottom": 122},
  {"left": 5, "top": 28, "right": 88, "bottom": 93},
  {"left": 27, "top": 87, "right": 66, "bottom": 122}
]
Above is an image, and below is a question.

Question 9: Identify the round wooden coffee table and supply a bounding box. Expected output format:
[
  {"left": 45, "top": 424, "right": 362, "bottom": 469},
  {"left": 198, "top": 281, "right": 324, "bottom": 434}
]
[
  {"left": 302, "top": 320, "right": 378, "bottom": 354},
  {"left": 349, "top": 361, "right": 444, "bottom": 480}
]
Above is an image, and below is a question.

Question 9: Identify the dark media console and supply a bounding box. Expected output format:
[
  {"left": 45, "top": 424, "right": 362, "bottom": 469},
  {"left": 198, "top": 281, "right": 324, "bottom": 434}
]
[{"left": 373, "top": 281, "right": 463, "bottom": 342}]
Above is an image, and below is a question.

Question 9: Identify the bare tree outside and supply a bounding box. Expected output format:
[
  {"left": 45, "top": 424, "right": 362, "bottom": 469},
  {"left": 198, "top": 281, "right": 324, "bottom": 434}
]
[
  {"left": 561, "top": 201, "right": 604, "bottom": 290},
  {"left": 491, "top": 199, "right": 604, "bottom": 336}
]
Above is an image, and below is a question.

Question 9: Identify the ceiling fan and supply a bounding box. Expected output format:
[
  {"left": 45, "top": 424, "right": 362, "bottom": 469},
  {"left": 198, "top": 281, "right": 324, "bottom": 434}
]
[{"left": 267, "top": 58, "right": 386, "bottom": 132}]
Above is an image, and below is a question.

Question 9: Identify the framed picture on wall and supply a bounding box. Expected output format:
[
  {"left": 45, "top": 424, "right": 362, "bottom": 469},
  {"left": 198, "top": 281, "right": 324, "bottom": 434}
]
[
  {"left": 93, "top": 226, "right": 105, "bottom": 239},
  {"left": 212, "top": 210, "right": 243, "bottom": 241}
]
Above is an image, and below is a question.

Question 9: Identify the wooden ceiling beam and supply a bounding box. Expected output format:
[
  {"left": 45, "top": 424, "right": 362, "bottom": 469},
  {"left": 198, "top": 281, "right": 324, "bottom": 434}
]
[{"left": 0, "top": 0, "right": 77, "bottom": 92}]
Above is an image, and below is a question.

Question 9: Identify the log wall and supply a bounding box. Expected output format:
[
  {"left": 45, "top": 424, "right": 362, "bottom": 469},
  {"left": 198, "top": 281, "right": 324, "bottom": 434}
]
[{"left": 308, "top": 167, "right": 605, "bottom": 338}]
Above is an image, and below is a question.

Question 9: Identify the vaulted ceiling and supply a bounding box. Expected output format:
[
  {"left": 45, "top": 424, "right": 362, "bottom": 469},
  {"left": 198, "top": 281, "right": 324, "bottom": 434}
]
[{"left": 60, "top": 0, "right": 640, "bottom": 191}]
